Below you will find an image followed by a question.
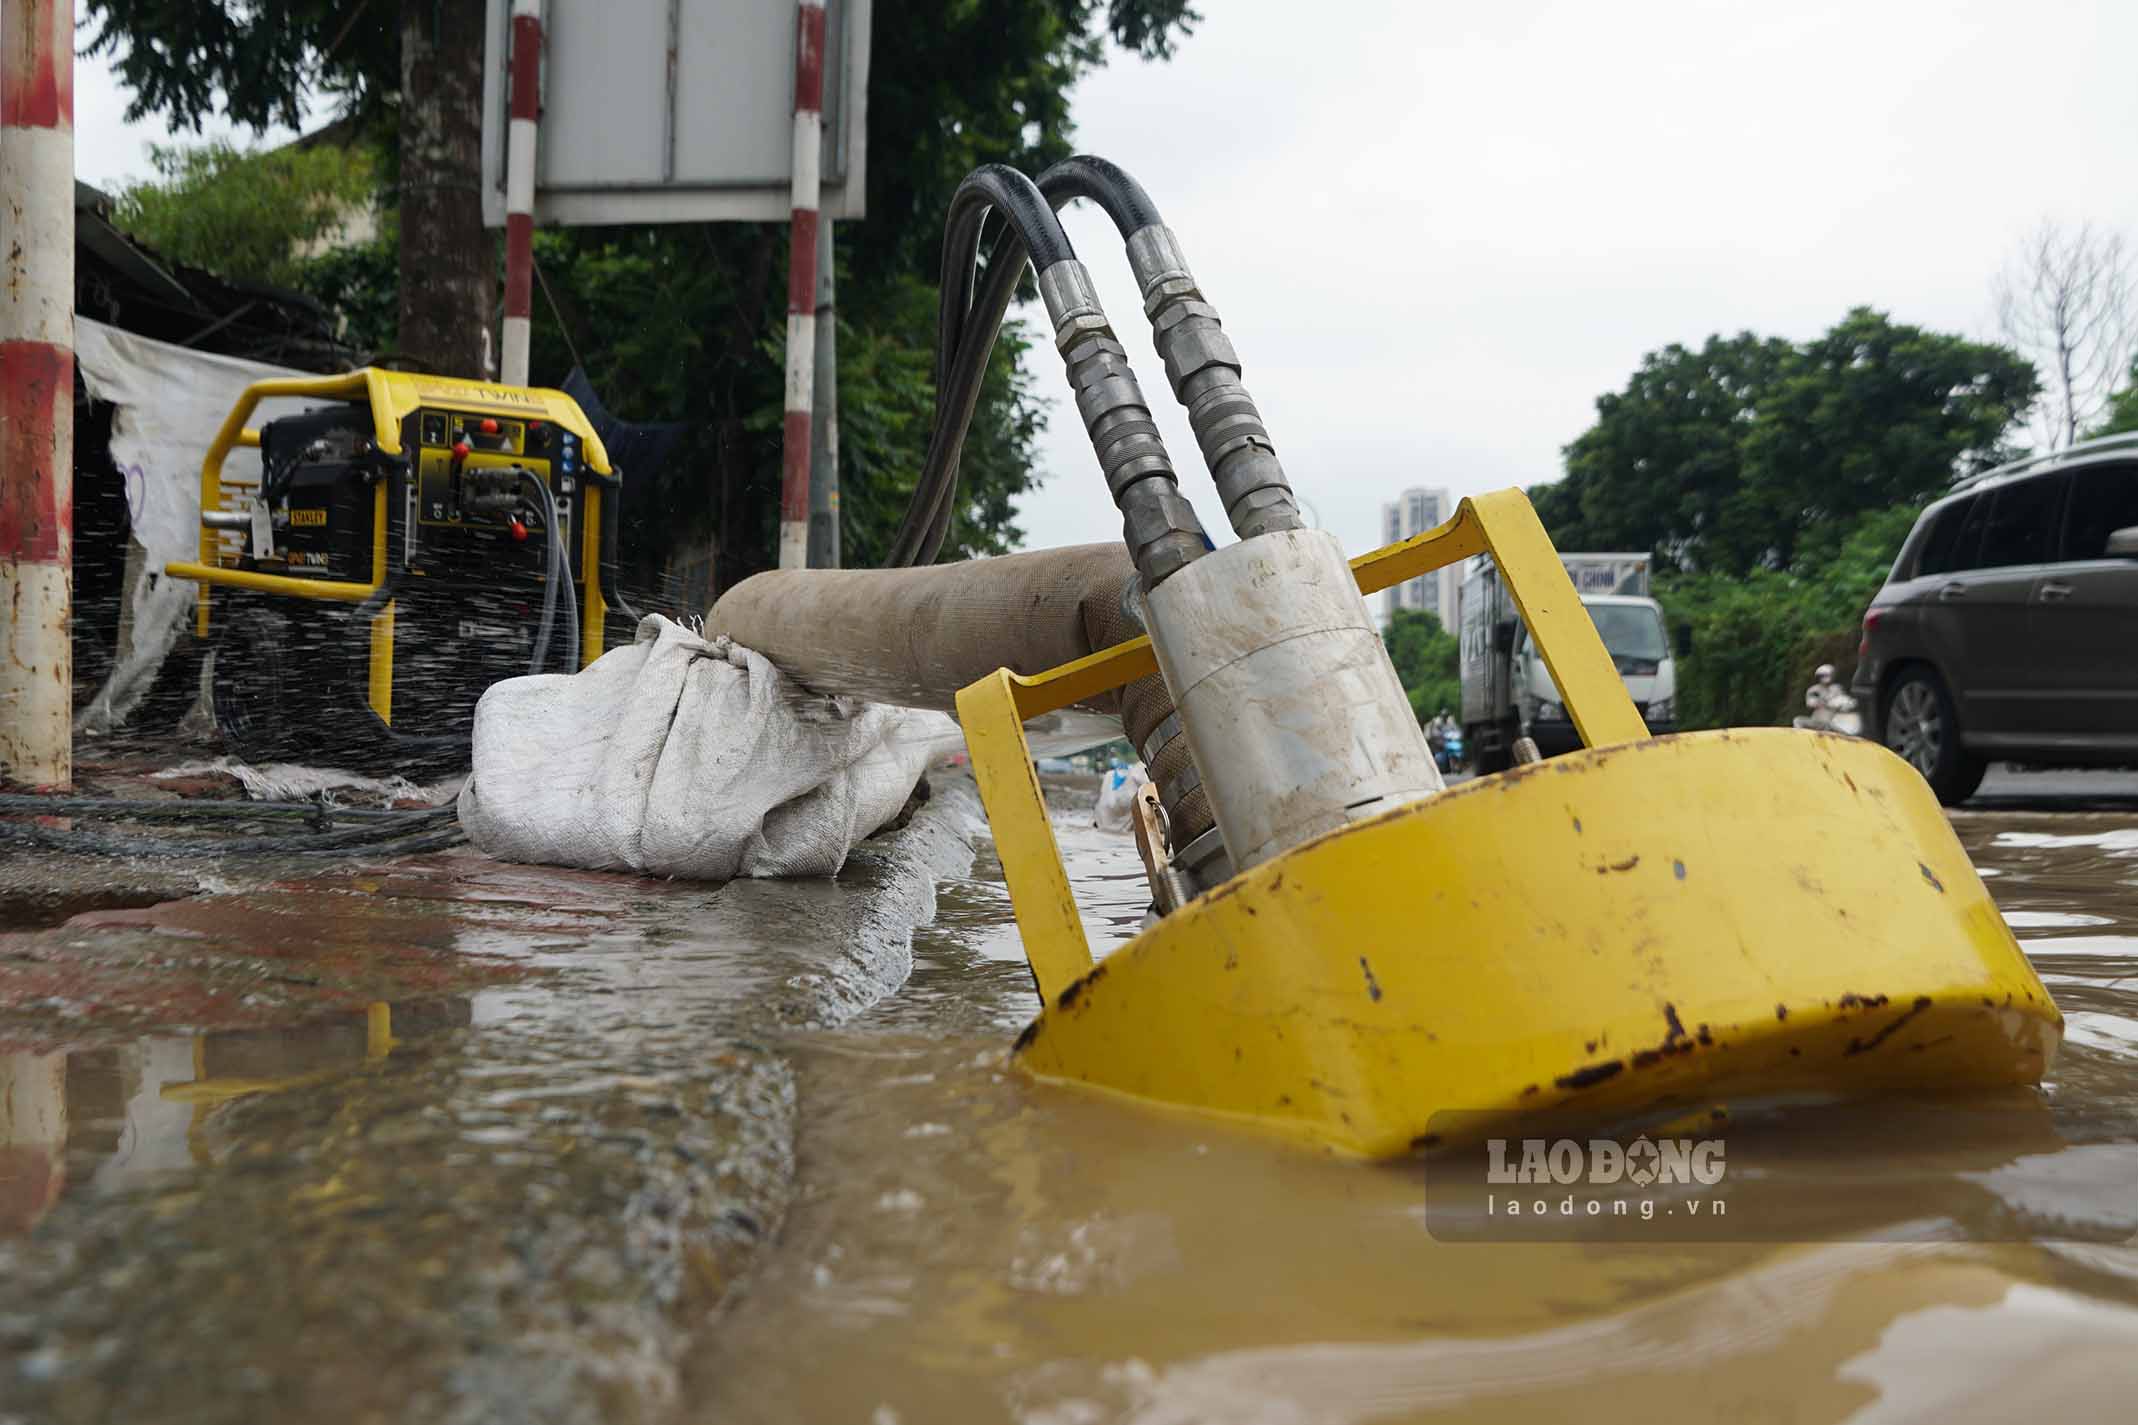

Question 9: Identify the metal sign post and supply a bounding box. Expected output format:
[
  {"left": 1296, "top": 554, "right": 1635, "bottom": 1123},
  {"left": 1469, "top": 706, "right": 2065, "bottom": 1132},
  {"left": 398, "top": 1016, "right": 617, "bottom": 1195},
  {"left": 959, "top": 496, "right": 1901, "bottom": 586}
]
[
  {"left": 778, "top": 0, "right": 827, "bottom": 570},
  {"left": 481, "top": 0, "right": 869, "bottom": 577},
  {"left": 500, "top": 0, "right": 543, "bottom": 386},
  {"left": 808, "top": 216, "right": 842, "bottom": 569}
]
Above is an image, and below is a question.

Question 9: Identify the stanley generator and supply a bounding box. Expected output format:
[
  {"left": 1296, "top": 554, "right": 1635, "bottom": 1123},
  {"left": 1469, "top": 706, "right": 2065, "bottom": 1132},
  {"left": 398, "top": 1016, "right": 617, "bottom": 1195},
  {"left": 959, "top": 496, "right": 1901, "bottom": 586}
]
[{"left": 165, "top": 370, "right": 631, "bottom": 772}]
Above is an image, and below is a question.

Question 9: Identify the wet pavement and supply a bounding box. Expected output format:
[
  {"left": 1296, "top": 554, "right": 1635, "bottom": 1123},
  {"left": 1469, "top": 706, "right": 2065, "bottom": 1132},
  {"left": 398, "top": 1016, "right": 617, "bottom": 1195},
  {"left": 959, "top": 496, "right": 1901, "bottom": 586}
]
[
  {"left": 0, "top": 784, "right": 981, "bottom": 1422},
  {"left": 2, "top": 771, "right": 2136, "bottom": 1422}
]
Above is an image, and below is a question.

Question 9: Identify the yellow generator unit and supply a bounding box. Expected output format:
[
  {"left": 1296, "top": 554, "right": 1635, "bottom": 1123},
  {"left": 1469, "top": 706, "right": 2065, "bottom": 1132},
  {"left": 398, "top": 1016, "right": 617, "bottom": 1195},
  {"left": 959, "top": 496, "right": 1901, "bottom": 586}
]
[{"left": 165, "top": 370, "right": 625, "bottom": 772}]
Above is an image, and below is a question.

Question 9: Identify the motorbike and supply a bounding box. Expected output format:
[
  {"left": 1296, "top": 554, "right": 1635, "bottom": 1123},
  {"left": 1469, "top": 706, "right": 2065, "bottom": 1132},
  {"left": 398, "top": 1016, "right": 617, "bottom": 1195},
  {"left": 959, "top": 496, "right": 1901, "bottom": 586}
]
[{"left": 1793, "top": 690, "right": 1862, "bottom": 738}]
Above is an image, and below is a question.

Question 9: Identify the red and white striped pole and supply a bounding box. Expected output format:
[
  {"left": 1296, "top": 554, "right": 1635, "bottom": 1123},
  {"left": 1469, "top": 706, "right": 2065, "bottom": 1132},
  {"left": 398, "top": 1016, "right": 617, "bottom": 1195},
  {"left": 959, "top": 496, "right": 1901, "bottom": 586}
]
[
  {"left": 778, "top": 0, "right": 827, "bottom": 570},
  {"left": 0, "top": 0, "right": 75, "bottom": 789},
  {"left": 500, "top": 0, "right": 543, "bottom": 387}
]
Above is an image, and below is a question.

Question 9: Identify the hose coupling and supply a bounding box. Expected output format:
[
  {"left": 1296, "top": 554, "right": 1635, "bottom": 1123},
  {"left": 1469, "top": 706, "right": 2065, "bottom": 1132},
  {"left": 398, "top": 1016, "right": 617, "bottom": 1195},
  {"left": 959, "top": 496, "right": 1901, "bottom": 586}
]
[
  {"left": 1125, "top": 225, "right": 1302, "bottom": 542},
  {"left": 1038, "top": 259, "right": 1207, "bottom": 586}
]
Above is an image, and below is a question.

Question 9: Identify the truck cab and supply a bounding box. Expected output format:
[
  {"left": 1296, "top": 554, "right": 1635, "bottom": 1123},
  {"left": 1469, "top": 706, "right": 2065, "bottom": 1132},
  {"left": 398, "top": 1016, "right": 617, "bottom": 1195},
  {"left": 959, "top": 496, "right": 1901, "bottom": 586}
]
[
  {"left": 1460, "top": 551, "right": 1677, "bottom": 771},
  {"left": 1511, "top": 594, "right": 1678, "bottom": 755}
]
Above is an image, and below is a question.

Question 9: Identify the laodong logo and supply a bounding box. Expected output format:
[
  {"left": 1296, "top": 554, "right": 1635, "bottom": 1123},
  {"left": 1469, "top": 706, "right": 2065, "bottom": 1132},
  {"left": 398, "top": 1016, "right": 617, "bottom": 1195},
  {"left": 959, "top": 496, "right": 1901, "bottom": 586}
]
[{"left": 1486, "top": 1135, "right": 1725, "bottom": 1188}]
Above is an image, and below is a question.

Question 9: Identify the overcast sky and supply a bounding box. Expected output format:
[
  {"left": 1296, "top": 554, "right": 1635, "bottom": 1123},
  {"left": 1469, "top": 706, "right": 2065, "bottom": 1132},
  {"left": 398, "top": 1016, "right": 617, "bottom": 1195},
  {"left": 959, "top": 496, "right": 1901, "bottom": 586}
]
[
  {"left": 74, "top": 0, "right": 2138, "bottom": 563},
  {"left": 1019, "top": 0, "right": 2138, "bottom": 559}
]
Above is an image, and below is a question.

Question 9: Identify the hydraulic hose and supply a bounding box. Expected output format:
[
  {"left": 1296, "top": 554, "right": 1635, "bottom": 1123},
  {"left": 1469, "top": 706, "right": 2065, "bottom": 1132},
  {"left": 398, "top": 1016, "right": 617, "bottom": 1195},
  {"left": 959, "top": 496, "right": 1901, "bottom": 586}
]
[
  {"left": 891, "top": 156, "right": 1302, "bottom": 572},
  {"left": 1034, "top": 154, "right": 1163, "bottom": 234},
  {"left": 886, "top": 163, "right": 1225, "bottom": 887},
  {"left": 1046, "top": 157, "right": 1301, "bottom": 541},
  {"left": 517, "top": 469, "right": 579, "bottom": 675},
  {"left": 911, "top": 165, "right": 1211, "bottom": 589},
  {"left": 599, "top": 489, "right": 649, "bottom": 629}
]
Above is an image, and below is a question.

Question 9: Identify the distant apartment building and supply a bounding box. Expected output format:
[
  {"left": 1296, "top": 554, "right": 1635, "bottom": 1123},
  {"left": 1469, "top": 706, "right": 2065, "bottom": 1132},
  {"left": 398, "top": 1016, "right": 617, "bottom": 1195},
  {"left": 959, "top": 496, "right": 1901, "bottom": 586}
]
[{"left": 1380, "top": 486, "right": 1460, "bottom": 630}]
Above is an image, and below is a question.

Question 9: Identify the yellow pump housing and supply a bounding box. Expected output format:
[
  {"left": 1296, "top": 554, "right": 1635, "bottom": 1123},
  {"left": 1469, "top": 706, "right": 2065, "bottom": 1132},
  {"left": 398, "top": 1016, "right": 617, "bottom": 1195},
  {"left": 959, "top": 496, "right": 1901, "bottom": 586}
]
[{"left": 956, "top": 490, "right": 2062, "bottom": 1158}]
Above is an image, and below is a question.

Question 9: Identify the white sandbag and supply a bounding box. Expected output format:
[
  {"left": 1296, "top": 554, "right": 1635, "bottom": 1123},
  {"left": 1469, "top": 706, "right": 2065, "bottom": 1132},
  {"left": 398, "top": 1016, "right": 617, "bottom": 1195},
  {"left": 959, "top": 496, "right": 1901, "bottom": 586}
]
[{"left": 458, "top": 616, "right": 961, "bottom": 879}]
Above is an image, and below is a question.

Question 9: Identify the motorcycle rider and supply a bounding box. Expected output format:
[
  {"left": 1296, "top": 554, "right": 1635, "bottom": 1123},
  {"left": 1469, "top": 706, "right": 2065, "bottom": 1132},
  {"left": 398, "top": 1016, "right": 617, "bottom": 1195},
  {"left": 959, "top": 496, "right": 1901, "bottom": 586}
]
[
  {"left": 1426, "top": 708, "right": 1458, "bottom": 772},
  {"left": 1793, "top": 664, "right": 1860, "bottom": 735}
]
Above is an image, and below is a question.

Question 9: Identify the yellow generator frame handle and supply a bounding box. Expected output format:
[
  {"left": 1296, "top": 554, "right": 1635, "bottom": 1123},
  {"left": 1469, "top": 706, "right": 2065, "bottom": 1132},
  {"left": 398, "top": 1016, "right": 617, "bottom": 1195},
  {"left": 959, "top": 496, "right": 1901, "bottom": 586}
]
[{"left": 163, "top": 368, "right": 620, "bottom": 720}]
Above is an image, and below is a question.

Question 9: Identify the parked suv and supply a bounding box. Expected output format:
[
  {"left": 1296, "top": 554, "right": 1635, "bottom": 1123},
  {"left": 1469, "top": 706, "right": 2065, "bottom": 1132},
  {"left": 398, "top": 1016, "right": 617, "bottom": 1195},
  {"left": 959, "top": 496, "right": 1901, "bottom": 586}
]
[{"left": 1853, "top": 435, "right": 2138, "bottom": 804}]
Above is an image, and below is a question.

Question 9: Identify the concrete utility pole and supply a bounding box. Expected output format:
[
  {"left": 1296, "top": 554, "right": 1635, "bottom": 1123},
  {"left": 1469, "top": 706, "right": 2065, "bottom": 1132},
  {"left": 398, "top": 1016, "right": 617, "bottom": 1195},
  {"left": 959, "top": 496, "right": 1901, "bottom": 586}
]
[
  {"left": 807, "top": 216, "right": 841, "bottom": 569},
  {"left": 500, "top": 0, "right": 543, "bottom": 386},
  {"left": 778, "top": 0, "right": 827, "bottom": 570},
  {"left": 0, "top": 0, "right": 75, "bottom": 789}
]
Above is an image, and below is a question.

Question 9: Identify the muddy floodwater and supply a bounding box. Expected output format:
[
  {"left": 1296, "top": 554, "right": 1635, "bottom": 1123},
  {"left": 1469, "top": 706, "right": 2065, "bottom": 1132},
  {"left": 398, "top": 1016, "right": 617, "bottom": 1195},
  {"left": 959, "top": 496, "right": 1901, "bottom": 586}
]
[
  {"left": 4, "top": 786, "right": 2137, "bottom": 1423},
  {"left": 695, "top": 805, "right": 2138, "bottom": 1424}
]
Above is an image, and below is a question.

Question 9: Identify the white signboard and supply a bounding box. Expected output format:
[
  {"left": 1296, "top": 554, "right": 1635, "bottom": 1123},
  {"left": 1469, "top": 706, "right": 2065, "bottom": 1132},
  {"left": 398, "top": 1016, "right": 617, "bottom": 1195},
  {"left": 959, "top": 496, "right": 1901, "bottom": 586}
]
[{"left": 480, "top": 0, "right": 871, "bottom": 228}]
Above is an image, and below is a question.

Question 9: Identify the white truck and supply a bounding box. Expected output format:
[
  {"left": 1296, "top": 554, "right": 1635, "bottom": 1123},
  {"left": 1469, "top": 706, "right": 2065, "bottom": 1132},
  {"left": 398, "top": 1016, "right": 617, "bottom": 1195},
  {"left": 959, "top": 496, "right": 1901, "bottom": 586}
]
[{"left": 1458, "top": 551, "right": 1679, "bottom": 771}]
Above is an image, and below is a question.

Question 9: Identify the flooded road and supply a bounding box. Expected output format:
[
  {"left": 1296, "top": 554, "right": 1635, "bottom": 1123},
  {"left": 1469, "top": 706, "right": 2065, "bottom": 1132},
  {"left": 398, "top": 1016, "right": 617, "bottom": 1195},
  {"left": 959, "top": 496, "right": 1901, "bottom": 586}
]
[
  {"left": 2, "top": 781, "right": 2135, "bottom": 1422},
  {"left": 694, "top": 798, "right": 2138, "bottom": 1425}
]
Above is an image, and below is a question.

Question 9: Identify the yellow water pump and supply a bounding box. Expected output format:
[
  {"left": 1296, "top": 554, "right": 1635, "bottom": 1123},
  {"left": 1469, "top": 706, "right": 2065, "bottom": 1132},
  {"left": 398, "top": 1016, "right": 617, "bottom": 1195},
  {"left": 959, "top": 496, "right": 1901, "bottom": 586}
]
[{"left": 960, "top": 491, "right": 2061, "bottom": 1157}]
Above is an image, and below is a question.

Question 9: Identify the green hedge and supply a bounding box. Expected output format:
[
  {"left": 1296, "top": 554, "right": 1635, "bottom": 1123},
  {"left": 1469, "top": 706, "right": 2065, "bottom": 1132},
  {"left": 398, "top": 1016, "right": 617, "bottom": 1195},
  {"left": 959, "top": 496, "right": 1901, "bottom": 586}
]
[{"left": 1657, "top": 506, "right": 1917, "bottom": 729}]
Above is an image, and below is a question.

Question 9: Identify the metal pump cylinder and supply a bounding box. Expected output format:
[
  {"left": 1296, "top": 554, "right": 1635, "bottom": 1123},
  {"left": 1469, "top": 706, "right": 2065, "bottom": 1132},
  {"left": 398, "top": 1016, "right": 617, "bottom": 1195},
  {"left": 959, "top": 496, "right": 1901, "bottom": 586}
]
[{"left": 1145, "top": 528, "right": 1444, "bottom": 871}]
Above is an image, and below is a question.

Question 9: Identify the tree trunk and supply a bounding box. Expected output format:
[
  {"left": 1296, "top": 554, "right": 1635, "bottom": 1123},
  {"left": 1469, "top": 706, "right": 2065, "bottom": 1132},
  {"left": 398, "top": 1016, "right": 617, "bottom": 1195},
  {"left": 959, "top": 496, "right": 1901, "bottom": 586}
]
[{"left": 397, "top": 0, "right": 493, "bottom": 378}]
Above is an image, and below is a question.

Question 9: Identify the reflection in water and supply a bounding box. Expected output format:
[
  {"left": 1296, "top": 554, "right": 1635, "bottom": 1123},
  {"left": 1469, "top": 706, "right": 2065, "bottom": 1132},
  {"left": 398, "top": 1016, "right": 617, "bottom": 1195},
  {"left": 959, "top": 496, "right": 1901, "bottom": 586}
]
[
  {"left": 0, "top": 1051, "right": 65, "bottom": 1233},
  {"left": 0, "top": 798, "right": 983, "bottom": 1424},
  {"left": 690, "top": 802, "right": 2138, "bottom": 1425},
  {"left": 0, "top": 999, "right": 469, "bottom": 1235}
]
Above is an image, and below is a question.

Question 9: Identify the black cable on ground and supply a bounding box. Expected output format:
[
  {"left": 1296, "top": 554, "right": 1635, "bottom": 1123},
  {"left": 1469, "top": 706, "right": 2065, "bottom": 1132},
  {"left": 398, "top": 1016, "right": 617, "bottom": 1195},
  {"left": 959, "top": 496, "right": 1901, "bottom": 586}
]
[
  {"left": 0, "top": 820, "right": 467, "bottom": 859},
  {"left": 0, "top": 796, "right": 452, "bottom": 824},
  {"left": 0, "top": 795, "right": 460, "bottom": 859}
]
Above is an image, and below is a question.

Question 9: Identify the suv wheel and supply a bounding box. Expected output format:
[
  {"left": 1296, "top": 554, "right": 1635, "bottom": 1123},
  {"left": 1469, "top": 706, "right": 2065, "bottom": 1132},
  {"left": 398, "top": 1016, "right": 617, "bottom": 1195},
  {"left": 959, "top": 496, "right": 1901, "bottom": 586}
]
[{"left": 1883, "top": 667, "right": 1986, "bottom": 806}]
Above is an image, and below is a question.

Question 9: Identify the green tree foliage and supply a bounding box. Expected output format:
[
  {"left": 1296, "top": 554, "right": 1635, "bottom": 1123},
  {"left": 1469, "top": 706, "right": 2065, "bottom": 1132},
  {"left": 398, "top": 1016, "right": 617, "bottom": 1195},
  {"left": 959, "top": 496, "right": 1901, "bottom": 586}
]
[
  {"left": 110, "top": 140, "right": 382, "bottom": 289},
  {"left": 291, "top": 230, "right": 401, "bottom": 358},
  {"left": 1382, "top": 610, "right": 1461, "bottom": 724},
  {"left": 1657, "top": 504, "right": 1917, "bottom": 729},
  {"left": 82, "top": 1, "right": 398, "bottom": 131},
  {"left": 1531, "top": 332, "right": 1793, "bottom": 573},
  {"left": 509, "top": 0, "right": 1204, "bottom": 593},
  {"left": 1537, "top": 308, "right": 2036, "bottom": 577},
  {"left": 1537, "top": 307, "right": 2037, "bottom": 731},
  {"left": 2091, "top": 357, "right": 2138, "bottom": 438}
]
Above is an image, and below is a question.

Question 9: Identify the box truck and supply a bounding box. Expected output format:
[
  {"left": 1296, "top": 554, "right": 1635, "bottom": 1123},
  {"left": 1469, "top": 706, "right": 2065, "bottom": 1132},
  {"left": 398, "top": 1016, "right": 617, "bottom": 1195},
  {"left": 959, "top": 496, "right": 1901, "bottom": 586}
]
[{"left": 1458, "top": 552, "right": 1678, "bottom": 771}]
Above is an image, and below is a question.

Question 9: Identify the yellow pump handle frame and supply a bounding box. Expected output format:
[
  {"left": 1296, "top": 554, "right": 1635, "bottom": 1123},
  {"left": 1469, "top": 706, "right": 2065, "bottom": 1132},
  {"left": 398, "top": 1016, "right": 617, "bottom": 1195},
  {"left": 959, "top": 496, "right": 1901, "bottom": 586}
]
[{"left": 955, "top": 488, "right": 1652, "bottom": 1006}]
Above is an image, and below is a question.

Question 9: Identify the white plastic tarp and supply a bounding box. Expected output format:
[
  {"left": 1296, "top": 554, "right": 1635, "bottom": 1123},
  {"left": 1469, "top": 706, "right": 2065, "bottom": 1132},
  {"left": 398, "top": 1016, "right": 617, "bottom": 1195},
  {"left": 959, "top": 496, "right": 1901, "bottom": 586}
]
[
  {"left": 460, "top": 616, "right": 962, "bottom": 880},
  {"left": 72, "top": 318, "right": 318, "bottom": 731}
]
